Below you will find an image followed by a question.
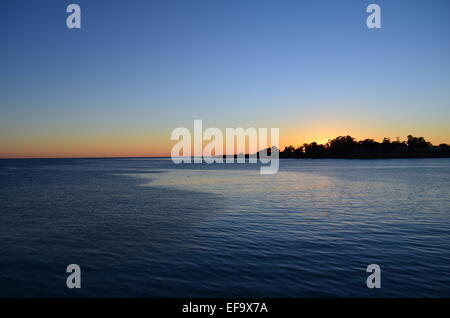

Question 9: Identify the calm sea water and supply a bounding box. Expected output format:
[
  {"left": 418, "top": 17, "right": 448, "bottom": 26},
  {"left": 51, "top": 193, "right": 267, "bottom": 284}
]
[{"left": 0, "top": 158, "right": 449, "bottom": 297}]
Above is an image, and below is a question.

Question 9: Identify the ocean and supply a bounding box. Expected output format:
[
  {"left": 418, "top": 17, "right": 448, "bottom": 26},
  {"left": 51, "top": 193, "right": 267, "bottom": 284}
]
[{"left": 0, "top": 158, "right": 449, "bottom": 297}]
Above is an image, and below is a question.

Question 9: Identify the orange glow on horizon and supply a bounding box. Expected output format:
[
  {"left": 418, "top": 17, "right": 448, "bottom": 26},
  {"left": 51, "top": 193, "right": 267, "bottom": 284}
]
[{"left": 1, "top": 129, "right": 449, "bottom": 159}]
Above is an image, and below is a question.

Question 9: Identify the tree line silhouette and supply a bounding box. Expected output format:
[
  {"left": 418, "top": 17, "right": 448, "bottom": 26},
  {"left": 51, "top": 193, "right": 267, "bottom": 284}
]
[{"left": 279, "top": 135, "right": 450, "bottom": 159}]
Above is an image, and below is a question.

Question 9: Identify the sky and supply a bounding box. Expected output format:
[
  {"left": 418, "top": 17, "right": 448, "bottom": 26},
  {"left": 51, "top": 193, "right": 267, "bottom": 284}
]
[{"left": 0, "top": 0, "right": 449, "bottom": 158}]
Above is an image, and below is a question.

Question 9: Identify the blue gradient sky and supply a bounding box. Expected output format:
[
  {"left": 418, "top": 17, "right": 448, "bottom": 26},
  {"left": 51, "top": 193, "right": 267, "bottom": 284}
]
[{"left": 0, "top": 0, "right": 449, "bottom": 157}]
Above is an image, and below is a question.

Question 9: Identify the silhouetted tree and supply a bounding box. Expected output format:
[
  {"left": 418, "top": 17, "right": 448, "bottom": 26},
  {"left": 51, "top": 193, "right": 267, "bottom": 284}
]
[
  {"left": 357, "top": 139, "right": 380, "bottom": 153},
  {"left": 304, "top": 142, "right": 326, "bottom": 157},
  {"left": 326, "top": 136, "right": 357, "bottom": 155},
  {"left": 406, "top": 135, "right": 431, "bottom": 150}
]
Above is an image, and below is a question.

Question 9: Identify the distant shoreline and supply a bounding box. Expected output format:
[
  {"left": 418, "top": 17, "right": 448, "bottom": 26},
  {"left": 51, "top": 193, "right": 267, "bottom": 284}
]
[
  {"left": 226, "top": 153, "right": 450, "bottom": 160},
  {"left": 1, "top": 135, "right": 450, "bottom": 161},
  {"left": 2, "top": 156, "right": 450, "bottom": 161},
  {"left": 278, "top": 135, "right": 450, "bottom": 159}
]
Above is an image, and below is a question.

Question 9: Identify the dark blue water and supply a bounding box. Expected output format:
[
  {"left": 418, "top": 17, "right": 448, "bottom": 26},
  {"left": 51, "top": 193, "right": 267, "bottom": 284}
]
[{"left": 0, "top": 158, "right": 449, "bottom": 297}]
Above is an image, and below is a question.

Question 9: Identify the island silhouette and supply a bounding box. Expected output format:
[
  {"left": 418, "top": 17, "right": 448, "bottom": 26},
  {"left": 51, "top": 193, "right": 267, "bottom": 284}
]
[{"left": 222, "top": 135, "right": 450, "bottom": 159}]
